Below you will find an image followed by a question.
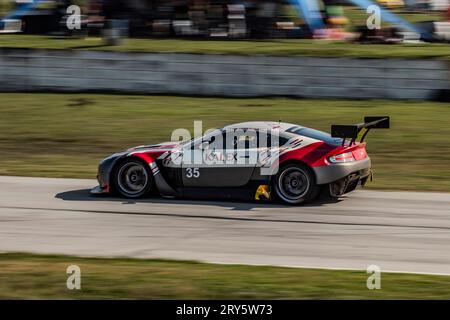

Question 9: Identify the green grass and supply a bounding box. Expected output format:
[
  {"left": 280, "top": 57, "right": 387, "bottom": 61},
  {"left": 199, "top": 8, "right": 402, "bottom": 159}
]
[
  {"left": 0, "top": 252, "right": 449, "bottom": 299},
  {"left": 0, "top": 93, "right": 449, "bottom": 192},
  {"left": 1, "top": 34, "right": 450, "bottom": 59}
]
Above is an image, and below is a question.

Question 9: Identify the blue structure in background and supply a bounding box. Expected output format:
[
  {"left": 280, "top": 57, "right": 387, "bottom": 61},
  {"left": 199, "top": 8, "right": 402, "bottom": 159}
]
[
  {"left": 288, "top": 0, "right": 431, "bottom": 40},
  {"left": 348, "top": 0, "right": 430, "bottom": 38},
  {"left": 289, "top": 0, "right": 325, "bottom": 31},
  {"left": 3, "top": 0, "right": 43, "bottom": 19}
]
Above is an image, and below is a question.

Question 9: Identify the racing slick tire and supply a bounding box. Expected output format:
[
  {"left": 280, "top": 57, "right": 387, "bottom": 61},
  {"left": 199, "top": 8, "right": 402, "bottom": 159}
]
[
  {"left": 113, "top": 158, "right": 153, "bottom": 199},
  {"left": 272, "top": 163, "right": 319, "bottom": 205}
]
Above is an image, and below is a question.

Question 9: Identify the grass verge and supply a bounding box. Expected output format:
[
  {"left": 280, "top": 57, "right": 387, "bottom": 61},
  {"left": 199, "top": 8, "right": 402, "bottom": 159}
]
[
  {"left": 1, "top": 252, "right": 450, "bottom": 299},
  {"left": 1, "top": 35, "right": 450, "bottom": 59},
  {"left": 0, "top": 93, "right": 449, "bottom": 192}
]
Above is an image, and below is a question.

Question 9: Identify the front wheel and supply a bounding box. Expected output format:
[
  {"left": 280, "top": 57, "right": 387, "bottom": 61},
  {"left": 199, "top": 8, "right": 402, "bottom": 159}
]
[
  {"left": 272, "top": 163, "right": 319, "bottom": 205},
  {"left": 113, "top": 159, "right": 153, "bottom": 198}
]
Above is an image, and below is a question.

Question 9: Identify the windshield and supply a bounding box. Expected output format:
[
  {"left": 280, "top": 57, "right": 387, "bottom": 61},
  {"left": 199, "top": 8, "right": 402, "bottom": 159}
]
[{"left": 287, "top": 126, "right": 343, "bottom": 146}]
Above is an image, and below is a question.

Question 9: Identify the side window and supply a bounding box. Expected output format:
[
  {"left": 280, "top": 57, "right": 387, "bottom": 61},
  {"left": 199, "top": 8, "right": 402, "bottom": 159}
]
[
  {"left": 278, "top": 135, "right": 289, "bottom": 147},
  {"left": 226, "top": 129, "right": 258, "bottom": 150},
  {"left": 235, "top": 133, "right": 257, "bottom": 149},
  {"left": 192, "top": 130, "right": 225, "bottom": 151},
  {"left": 258, "top": 132, "right": 289, "bottom": 148}
]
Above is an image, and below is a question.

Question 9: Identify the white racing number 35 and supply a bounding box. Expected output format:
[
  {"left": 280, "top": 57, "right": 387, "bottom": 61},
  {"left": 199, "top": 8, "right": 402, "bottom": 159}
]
[{"left": 186, "top": 168, "right": 200, "bottom": 178}]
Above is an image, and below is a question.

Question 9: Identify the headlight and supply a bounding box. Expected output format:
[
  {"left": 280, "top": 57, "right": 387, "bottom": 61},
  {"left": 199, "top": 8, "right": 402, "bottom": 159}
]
[{"left": 328, "top": 152, "right": 355, "bottom": 163}]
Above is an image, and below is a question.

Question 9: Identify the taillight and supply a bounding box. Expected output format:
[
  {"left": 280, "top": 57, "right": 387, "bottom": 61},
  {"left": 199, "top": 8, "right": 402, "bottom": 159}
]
[
  {"left": 352, "top": 148, "right": 368, "bottom": 161},
  {"left": 328, "top": 152, "right": 355, "bottom": 163}
]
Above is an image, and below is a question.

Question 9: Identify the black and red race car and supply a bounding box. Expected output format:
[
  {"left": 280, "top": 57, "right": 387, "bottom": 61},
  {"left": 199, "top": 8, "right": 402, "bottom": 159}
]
[{"left": 91, "top": 116, "right": 389, "bottom": 205}]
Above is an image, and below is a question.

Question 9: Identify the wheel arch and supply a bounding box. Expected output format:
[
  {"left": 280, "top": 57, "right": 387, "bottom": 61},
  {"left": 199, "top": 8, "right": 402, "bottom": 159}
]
[
  {"left": 109, "top": 155, "right": 153, "bottom": 194},
  {"left": 272, "top": 159, "right": 320, "bottom": 205},
  {"left": 275, "top": 159, "right": 318, "bottom": 184}
]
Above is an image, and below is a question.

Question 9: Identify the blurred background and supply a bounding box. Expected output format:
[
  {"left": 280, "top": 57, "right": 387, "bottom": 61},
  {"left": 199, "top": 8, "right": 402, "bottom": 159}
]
[{"left": 0, "top": 0, "right": 449, "bottom": 41}]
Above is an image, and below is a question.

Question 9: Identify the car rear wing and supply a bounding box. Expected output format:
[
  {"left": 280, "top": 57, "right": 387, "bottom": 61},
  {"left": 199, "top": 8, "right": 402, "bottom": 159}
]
[{"left": 331, "top": 116, "right": 390, "bottom": 146}]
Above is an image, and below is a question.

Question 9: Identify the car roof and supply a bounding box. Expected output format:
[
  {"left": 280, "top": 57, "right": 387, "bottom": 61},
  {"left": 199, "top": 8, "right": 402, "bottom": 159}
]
[{"left": 223, "top": 121, "right": 302, "bottom": 132}]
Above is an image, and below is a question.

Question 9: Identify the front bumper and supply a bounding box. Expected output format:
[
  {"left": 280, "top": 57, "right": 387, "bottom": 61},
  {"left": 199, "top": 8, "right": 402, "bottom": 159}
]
[
  {"left": 90, "top": 171, "right": 110, "bottom": 195},
  {"left": 91, "top": 170, "right": 112, "bottom": 195},
  {"left": 90, "top": 154, "right": 122, "bottom": 195},
  {"left": 312, "top": 157, "right": 371, "bottom": 185},
  {"left": 90, "top": 185, "right": 107, "bottom": 195}
]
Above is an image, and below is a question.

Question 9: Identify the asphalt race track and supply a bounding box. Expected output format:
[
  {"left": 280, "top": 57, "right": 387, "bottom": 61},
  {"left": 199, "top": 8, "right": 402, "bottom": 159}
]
[{"left": 0, "top": 176, "right": 449, "bottom": 275}]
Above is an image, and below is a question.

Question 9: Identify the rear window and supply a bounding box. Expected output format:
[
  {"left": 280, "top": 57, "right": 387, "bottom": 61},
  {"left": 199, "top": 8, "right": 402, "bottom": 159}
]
[{"left": 287, "top": 127, "right": 343, "bottom": 146}]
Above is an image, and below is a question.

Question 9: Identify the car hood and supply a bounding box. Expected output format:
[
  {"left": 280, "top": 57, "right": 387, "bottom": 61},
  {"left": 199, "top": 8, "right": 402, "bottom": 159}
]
[
  {"left": 101, "top": 141, "right": 183, "bottom": 164},
  {"left": 126, "top": 141, "right": 183, "bottom": 153}
]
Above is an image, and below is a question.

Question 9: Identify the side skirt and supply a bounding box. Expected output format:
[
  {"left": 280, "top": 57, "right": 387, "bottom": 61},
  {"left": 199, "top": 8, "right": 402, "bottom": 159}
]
[{"left": 176, "top": 186, "right": 261, "bottom": 201}]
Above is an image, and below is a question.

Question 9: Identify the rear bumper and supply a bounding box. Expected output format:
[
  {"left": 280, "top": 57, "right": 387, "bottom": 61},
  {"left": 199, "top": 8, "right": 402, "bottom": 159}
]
[{"left": 312, "top": 157, "right": 371, "bottom": 185}]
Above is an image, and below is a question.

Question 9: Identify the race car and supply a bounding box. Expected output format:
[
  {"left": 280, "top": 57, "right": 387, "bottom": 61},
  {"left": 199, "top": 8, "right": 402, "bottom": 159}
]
[{"left": 91, "top": 116, "right": 389, "bottom": 205}]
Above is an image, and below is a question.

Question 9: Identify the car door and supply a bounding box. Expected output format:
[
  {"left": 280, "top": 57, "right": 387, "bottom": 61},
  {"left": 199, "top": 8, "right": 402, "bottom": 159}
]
[{"left": 181, "top": 129, "right": 257, "bottom": 187}]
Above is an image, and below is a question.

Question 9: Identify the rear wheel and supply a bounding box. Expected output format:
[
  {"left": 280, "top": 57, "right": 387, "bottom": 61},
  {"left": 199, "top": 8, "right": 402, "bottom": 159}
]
[
  {"left": 272, "top": 163, "right": 319, "bottom": 205},
  {"left": 113, "top": 159, "right": 153, "bottom": 198}
]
